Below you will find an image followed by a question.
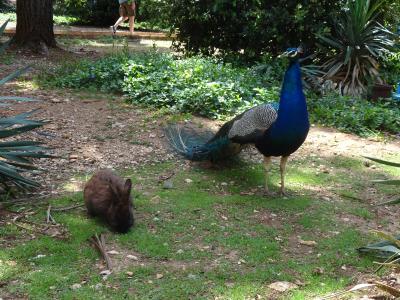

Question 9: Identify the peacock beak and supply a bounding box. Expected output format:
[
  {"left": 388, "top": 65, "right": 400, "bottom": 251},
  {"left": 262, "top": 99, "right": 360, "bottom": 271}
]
[{"left": 278, "top": 49, "right": 298, "bottom": 58}]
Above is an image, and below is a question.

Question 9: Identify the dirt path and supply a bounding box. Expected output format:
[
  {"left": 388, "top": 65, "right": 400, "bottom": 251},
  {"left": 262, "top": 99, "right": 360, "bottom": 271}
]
[
  {"left": 4, "top": 21, "right": 173, "bottom": 40},
  {"left": 2, "top": 88, "right": 399, "bottom": 197}
]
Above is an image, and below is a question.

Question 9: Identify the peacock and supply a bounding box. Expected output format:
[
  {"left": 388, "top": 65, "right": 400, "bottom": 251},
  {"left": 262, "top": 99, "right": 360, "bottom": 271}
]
[{"left": 166, "top": 47, "right": 309, "bottom": 195}]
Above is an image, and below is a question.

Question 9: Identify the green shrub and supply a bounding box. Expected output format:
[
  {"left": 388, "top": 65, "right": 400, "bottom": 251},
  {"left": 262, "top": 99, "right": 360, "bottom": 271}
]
[
  {"left": 49, "top": 54, "right": 127, "bottom": 93},
  {"left": 137, "top": 0, "right": 171, "bottom": 30},
  {"left": 122, "top": 54, "right": 280, "bottom": 118},
  {"left": 47, "top": 52, "right": 280, "bottom": 118},
  {"left": 0, "top": 0, "right": 14, "bottom": 13},
  {"left": 308, "top": 93, "right": 400, "bottom": 135},
  {"left": 54, "top": 0, "right": 170, "bottom": 29},
  {"left": 381, "top": 51, "right": 400, "bottom": 86},
  {"left": 167, "top": 0, "right": 344, "bottom": 58},
  {"left": 43, "top": 52, "right": 400, "bottom": 135},
  {"left": 54, "top": 0, "right": 119, "bottom": 26}
]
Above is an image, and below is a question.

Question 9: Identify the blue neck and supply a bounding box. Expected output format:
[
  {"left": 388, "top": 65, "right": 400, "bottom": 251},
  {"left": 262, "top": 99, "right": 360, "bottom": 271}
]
[{"left": 274, "top": 60, "right": 308, "bottom": 127}]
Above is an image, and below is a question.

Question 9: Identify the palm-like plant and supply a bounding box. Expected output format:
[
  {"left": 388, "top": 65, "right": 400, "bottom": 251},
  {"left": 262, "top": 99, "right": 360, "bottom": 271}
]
[
  {"left": 0, "top": 20, "right": 52, "bottom": 193},
  {"left": 318, "top": 0, "right": 395, "bottom": 96},
  {"left": 364, "top": 156, "right": 400, "bottom": 205},
  {"left": 357, "top": 156, "right": 400, "bottom": 261}
]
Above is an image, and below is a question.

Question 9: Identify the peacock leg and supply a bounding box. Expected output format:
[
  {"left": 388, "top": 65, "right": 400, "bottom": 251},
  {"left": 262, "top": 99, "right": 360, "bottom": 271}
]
[
  {"left": 263, "top": 156, "right": 272, "bottom": 195},
  {"left": 279, "top": 156, "right": 289, "bottom": 196}
]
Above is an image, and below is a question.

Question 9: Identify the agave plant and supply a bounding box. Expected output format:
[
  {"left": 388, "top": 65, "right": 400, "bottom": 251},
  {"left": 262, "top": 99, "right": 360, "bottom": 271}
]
[
  {"left": 364, "top": 156, "right": 400, "bottom": 205},
  {"left": 318, "top": 0, "right": 395, "bottom": 96},
  {"left": 357, "top": 157, "right": 399, "bottom": 262},
  {"left": 0, "top": 20, "right": 51, "bottom": 193}
]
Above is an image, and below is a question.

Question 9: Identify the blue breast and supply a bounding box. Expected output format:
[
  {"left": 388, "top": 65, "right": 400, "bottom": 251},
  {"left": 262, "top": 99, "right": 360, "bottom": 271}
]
[{"left": 255, "top": 60, "right": 309, "bottom": 156}]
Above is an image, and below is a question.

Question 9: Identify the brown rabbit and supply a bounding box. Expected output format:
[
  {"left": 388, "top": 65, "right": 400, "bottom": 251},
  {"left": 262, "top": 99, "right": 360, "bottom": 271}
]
[{"left": 84, "top": 169, "right": 134, "bottom": 233}]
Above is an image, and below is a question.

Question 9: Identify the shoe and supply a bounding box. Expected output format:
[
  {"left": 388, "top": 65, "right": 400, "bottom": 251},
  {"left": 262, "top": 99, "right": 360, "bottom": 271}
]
[{"left": 110, "top": 26, "right": 116, "bottom": 35}]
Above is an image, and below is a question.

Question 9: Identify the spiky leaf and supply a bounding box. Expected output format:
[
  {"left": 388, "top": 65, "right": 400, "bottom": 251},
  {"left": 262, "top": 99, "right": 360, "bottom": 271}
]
[
  {"left": 0, "top": 66, "right": 31, "bottom": 86},
  {"left": 364, "top": 156, "right": 400, "bottom": 168},
  {"left": 377, "top": 198, "right": 400, "bottom": 206},
  {"left": 0, "top": 96, "right": 37, "bottom": 102},
  {"left": 0, "top": 20, "right": 52, "bottom": 193}
]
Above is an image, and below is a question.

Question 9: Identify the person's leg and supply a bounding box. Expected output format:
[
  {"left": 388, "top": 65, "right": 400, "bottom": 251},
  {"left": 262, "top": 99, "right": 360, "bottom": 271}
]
[
  {"left": 129, "top": 16, "right": 135, "bottom": 35},
  {"left": 111, "top": 4, "right": 129, "bottom": 34},
  {"left": 115, "top": 16, "right": 128, "bottom": 29},
  {"left": 111, "top": 16, "right": 128, "bottom": 34}
]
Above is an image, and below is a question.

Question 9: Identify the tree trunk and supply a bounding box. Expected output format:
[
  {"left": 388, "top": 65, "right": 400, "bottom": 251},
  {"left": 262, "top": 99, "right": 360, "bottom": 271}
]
[{"left": 14, "top": 0, "right": 56, "bottom": 50}]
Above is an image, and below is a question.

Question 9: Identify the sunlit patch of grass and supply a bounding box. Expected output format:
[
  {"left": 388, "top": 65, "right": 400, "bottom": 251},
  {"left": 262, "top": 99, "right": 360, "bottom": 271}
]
[
  {"left": 0, "top": 250, "right": 19, "bottom": 281},
  {"left": 289, "top": 276, "right": 353, "bottom": 299}
]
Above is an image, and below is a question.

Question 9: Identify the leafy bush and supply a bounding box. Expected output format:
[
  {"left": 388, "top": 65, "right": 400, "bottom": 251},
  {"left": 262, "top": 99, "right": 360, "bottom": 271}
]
[
  {"left": 48, "top": 52, "right": 280, "bottom": 118},
  {"left": 308, "top": 93, "right": 400, "bottom": 135},
  {"left": 54, "top": 0, "right": 119, "bottom": 26},
  {"left": 381, "top": 51, "right": 400, "bottom": 86},
  {"left": 44, "top": 52, "right": 400, "bottom": 135},
  {"left": 49, "top": 54, "right": 127, "bottom": 93},
  {"left": 122, "top": 54, "right": 280, "bottom": 118},
  {"left": 136, "top": 0, "right": 171, "bottom": 30},
  {"left": 54, "top": 0, "right": 170, "bottom": 29},
  {"left": 0, "top": 0, "right": 14, "bottom": 13},
  {"left": 167, "top": 0, "right": 344, "bottom": 58}
]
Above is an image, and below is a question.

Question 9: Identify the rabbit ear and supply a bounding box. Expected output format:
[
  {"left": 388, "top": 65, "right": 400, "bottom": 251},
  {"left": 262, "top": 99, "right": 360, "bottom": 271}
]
[{"left": 124, "top": 178, "right": 132, "bottom": 194}]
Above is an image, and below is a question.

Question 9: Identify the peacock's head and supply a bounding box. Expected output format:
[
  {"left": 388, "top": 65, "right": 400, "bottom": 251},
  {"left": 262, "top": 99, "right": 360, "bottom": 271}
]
[{"left": 279, "top": 46, "right": 304, "bottom": 60}]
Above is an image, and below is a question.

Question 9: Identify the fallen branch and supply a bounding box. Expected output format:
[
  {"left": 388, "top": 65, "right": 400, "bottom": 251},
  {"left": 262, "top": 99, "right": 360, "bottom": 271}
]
[
  {"left": 17, "top": 219, "right": 47, "bottom": 227},
  {"left": 339, "top": 193, "right": 364, "bottom": 202},
  {"left": 90, "top": 233, "right": 112, "bottom": 271},
  {"left": 46, "top": 204, "right": 56, "bottom": 224},
  {"left": 158, "top": 171, "right": 175, "bottom": 183},
  {"left": 13, "top": 222, "right": 46, "bottom": 235},
  {"left": 373, "top": 256, "right": 400, "bottom": 269},
  {"left": 51, "top": 204, "right": 85, "bottom": 212},
  {"left": 2, "top": 195, "right": 50, "bottom": 206}
]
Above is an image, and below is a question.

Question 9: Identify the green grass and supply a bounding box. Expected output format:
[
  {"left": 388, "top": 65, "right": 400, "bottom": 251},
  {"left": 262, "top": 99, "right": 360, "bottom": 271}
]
[{"left": 1, "top": 151, "right": 396, "bottom": 299}]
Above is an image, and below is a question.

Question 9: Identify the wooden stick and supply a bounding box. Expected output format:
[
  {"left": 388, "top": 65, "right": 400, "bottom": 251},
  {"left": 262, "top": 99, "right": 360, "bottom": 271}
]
[
  {"left": 339, "top": 193, "right": 364, "bottom": 202},
  {"left": 17, "top": 219, "right": 46, "bottom": 227},
  {"left": 46, "top": 204, "right": 56, "bottom": 224},
  {"left": 90, "top": 233, "right": 112, "bottom": 271},
  {"left": 158, "top": 171, "right": 175, "bottom": 183},
  {"left": 13, "top": 222, "right": 45, "bottom": 235},
  {"left": 374, "top": 252, "right": 399, "bottom": 273},
  {"left": 99, "top": 234, "right": 112, "bottom": 270},
  {"left": 2, "top": 195, "right": 50, "bottom": 206},
  {"left": 46, "top": 205, "right": 51, "bottom": 223},
  {"left": 51, "top": 204, "right": 85, "bottom": 212}
]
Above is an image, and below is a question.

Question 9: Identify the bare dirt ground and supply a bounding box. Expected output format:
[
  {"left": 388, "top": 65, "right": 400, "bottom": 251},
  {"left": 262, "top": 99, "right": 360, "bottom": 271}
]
[{"left": 3, "top": 90, "right": 399, "bottom": 197}]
